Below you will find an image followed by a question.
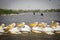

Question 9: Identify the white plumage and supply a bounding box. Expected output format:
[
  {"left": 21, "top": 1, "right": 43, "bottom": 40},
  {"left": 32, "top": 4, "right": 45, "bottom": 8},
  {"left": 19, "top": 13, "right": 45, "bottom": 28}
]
[
  {"left": 43, "top": 25, "right": 54, "bottom": 35},
  {"left": 20, "top": 25, "right": 31, "bottom": 32}
]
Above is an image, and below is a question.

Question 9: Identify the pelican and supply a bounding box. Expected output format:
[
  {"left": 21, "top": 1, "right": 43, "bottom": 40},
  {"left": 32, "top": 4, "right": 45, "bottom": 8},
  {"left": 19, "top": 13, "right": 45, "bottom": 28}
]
[
  {"left": 17, "top": 22, "right": 31, "bottom": 33},
  {"left": 51, "top": 21, "right": 57, "bottom": 28},
  {"left": 38, "top": 22, "right": 54, "bottom": 35},
  {"left": 29, "top": 22, "right": 38, "bottom": 27},
  {"left": 0, "top": 24, "right": 5, "bottom": 33},
  {"left": 38, "top": 22, "right": 47, "bottom": 28},
  {"left": 4, "top": 23, "right": 16, "bottom": 34},
  {"left": 43, "top": 25, "right": 54, "bottom": 35},
  {"left": 8, "top": 23, "right": 21, "bottom": 34},
  {"left": 53, "top": 22, "right": 60, "bottom": 33},
  {"left": 30, "top": 22, "right": 42, "bottom": 33},
  {"left": 9, "top": 27, "right": 21, "bottom": 34}
]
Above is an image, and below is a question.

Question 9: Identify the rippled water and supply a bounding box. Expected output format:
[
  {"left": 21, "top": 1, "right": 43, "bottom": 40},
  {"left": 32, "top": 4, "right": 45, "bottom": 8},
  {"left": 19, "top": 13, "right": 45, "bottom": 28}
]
[{"left": 0, "top": 12, "right": 60, "bottom": 25}]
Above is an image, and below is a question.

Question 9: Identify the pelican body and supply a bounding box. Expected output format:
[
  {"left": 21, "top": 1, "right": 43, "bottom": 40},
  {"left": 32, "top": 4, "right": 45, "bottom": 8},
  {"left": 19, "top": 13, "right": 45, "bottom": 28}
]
[
  {"left": 17, "top": 22, "right": 31, "bottom": 33},
  {"left": 43, "top": 25, "right": 54, "bottom": 35},
  {"left": 30, "top": 22, "right": 42, "bottom": 33}
]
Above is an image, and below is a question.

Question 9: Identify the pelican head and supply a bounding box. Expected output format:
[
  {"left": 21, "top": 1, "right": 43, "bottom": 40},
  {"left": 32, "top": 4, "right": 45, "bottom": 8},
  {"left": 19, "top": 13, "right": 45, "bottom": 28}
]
[
  {"left": 29, "top": 22, "right": 38, "bottom": 27},
  {"left": 52, "top": 21, "right": 54, "bottom": 23},
  {"left": 51, "top": 21, "right": 59, "bottom": 28},
  {"left": 56, "top": 22, "right": 59, "bottom": 25},
  {"left": 38, "top": 22, "right": 47, "bottom": 28},
  {"left": 11, "top": 23, "right": 16, "bottom": 27},
  {"left": 1, "top": 24, "right": 5, "bottom": 27},
  {"left": 17, "top": 22, "right": 25, "bottom": 27},
  {"left": 22, "top": 22, "right": 25, "bottom": 25}
]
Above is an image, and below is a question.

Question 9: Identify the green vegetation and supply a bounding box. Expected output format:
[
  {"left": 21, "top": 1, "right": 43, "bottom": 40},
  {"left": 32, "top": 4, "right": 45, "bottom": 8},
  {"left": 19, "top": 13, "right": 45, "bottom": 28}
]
[
  {"left": 0, "top": 9, "right": 18, "bottom": 14},
  {"left": 0, "top": 8, "right": 60, "bottom": 14}
]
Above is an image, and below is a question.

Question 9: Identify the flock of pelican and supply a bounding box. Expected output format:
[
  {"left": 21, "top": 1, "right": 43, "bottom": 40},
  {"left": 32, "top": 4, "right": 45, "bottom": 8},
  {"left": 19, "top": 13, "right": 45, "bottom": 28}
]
[{"left": 0, "top": 21, "right": 60, "bottom": 35}]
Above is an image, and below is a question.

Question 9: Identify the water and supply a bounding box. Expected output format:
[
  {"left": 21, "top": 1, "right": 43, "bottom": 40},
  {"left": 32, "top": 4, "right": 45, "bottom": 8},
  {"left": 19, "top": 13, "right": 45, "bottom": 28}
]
[{"left": 0, "top": 12, "right": 60, "bottom": 25}]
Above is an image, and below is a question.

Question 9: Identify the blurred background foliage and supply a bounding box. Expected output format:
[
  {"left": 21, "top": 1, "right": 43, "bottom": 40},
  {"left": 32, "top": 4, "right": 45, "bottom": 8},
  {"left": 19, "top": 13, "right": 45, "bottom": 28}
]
[{"left": 0, "top": 8, "right": 60, "bottom": 15}]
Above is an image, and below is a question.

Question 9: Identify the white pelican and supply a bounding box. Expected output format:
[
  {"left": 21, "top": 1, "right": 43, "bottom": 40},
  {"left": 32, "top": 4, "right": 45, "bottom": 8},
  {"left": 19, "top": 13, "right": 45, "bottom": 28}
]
[
  {"left": 30, "top": 22, "right": 42, "bottom": 33},
  {"left": 51, "top": 21, "right": 57, "bottom": 29},
  {"left": 8, "top": 23, "right": 21, "bottom": 34},
  {"left": 53, "top": 22, "right": 60, "bottom": 33},
  {"left": 9, "top": 27, "right": 21, "bottom": 34},
  {"left": 43, "top": 25, "right": 54, "bottom": 35},
  {"left": 0, "top": 24, "right": 5, "bottom": 33},
  {"left": 17, "top": 22, "right": 31, "bottom": 33},
  {"left": 4, "top": 23, "right": 16, "bottom": 34}
]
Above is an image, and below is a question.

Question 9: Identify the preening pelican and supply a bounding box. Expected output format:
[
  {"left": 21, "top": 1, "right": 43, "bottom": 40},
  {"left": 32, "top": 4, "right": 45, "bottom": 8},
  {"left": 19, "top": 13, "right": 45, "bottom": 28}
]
[{"left": 4, "top": 23, "right": 16, "bottom": 33}]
